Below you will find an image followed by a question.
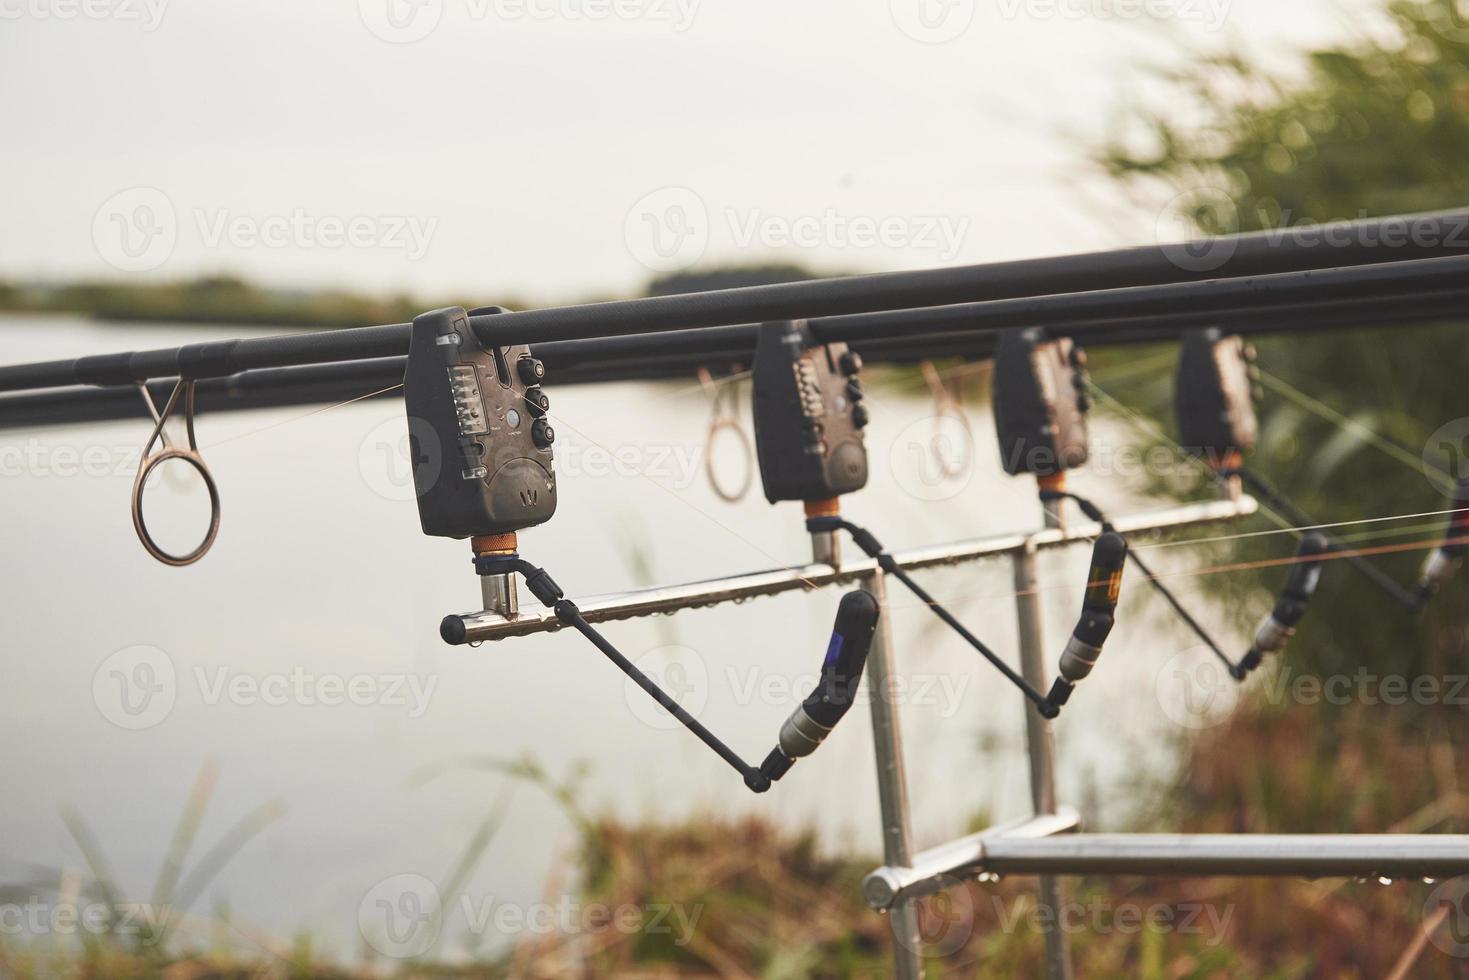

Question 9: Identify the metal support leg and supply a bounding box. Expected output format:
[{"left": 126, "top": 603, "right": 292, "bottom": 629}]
[
  {"left": 1013, "top": 541, "right": 1074, "bottom": 980},
  {"left": 863, "top": 568, "right": 922, "bottom": 980}
]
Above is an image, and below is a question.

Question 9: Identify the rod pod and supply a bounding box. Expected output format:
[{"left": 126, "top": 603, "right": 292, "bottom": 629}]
[{"left": 453, "top": 554, "right": 879, "bottom": 793}]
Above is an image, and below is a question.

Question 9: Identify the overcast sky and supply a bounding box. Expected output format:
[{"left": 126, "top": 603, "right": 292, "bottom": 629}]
[{"left": 0, "top": 0, "right": 1379, "bottom": 304}]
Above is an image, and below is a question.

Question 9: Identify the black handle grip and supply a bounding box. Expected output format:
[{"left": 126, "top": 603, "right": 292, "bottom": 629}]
[
  {"left": 1445, "top": 478, "right": 1469, "bottom": 559},
  {"left": 1047, "top": 532, "right": 1127, "bottom": 709},
  {"left": 760, "top": 589, "right": 879, "bottom": 781},
  {"left": 1241, "top": 532, "right": 1330, "bottom": 674},
  {"left": 1416, "top": 477, "right": 1469, "bottom": 604},
  {"left": 1274, "top": 532, "right": 1329, "bottom": 624}
]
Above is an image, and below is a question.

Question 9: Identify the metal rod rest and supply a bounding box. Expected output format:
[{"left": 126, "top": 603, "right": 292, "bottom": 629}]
[
  {"left": 863, "top": 831, "right": 1469, "bottom": 907},
  {"left": 980, "top": 833, "right": 1469, "bottom": 878},
  {"left": 445, "top": 498, "right": 1257, "bottom": 643},
  {"left": 862, "top": 809, "right": 1083, "bottom": 909}
]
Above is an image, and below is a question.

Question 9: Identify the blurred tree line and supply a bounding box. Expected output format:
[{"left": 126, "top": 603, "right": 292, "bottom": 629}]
[{"left": 1096, "top": 0, "right": 1469, "bottom": 716}]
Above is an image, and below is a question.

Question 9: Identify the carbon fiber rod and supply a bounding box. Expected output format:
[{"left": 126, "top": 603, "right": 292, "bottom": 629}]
[
  {"left": 4, "top": 287, "right": 1469, "bottom": 431},
  {"left": 2, "top": 214, "right": 1468, "bottom": 393}
]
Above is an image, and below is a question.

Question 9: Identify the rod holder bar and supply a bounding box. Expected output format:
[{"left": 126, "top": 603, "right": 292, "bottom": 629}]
[
  {"left": 976, "top": 833, "right": 1469, "bottom": 879},
  {"left": 444, "top": 497, "right": 1257, "bottom": 643},
  {"left": 864, "top": 830, "right": 1469, "bottom": 907},
  {"left": 863, "top": 808, "right": 1083, "bottom": 910}
]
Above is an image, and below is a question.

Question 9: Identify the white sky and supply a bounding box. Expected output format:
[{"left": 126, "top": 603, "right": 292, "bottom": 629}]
[{"left": 0, "top": 0, "right": 1382, "bottom": 304}]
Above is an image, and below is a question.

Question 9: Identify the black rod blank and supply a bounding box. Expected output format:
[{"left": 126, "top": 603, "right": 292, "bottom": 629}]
[
  {"left": 3, "top": 220, "right": 1469, "bottom": 394},
  {"left": 5, "top": 287, "right": 1469, "bottom": 432}
]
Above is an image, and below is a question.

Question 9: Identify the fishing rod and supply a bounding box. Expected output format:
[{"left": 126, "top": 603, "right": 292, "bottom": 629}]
[
  {"left": 744, "top": 319, "right": 1128, "bottom": 719},
  {"left": 5, "top": 236, "right": 1469, "bottom": 396},
  {"left": 1414, "top": 479, "right": 1469, "bottom": 603},
  {"left": 409, "top": 306, "right": 880, "bottom": 794},
  {"left": 988, "top": 324, "right": 1346, "bottom": 680},
  {"left": 1171, "top": 327, "right": 1440, "bottom": 612},
  {"left": 7, "top": 282, "right": 1469, "bottom": 432},
  {"left": 988, "top": 324, "right": 1251, "bottom": 677}
]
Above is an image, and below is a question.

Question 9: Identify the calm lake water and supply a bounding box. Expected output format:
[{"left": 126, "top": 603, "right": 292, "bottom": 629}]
[{"left": 0, "top": 313, "right": 1234, "bottom": 961}]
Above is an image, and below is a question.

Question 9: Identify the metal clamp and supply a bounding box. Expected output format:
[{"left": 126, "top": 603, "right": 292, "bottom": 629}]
[{"left": 131, "top": 380, "right": 221, "bottom": 566}]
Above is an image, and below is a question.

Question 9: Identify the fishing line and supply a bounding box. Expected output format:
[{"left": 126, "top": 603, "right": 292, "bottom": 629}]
[
  {"left": 1255, "top": 367, "right": 1456, "bottom": 491},
  {"left": 879, "top": 531, "right": 1465, "bottom": 617},
  {"left": 544, "top": 409, "right": 827, "bottom": 594},
  {"left": 200, "top": 382, "right": 405, "bottom": 452}
]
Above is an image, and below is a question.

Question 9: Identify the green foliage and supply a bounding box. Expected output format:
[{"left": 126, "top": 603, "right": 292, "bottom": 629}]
[
  {"left": 0, "top": 275, "right": 509, "bottom": 330},
  {"left": 1097, "top": 0, "right": 1469, "bottom": 699},
  {"left": 645, "top": 262, "right": 821, "bottom": 296}
]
